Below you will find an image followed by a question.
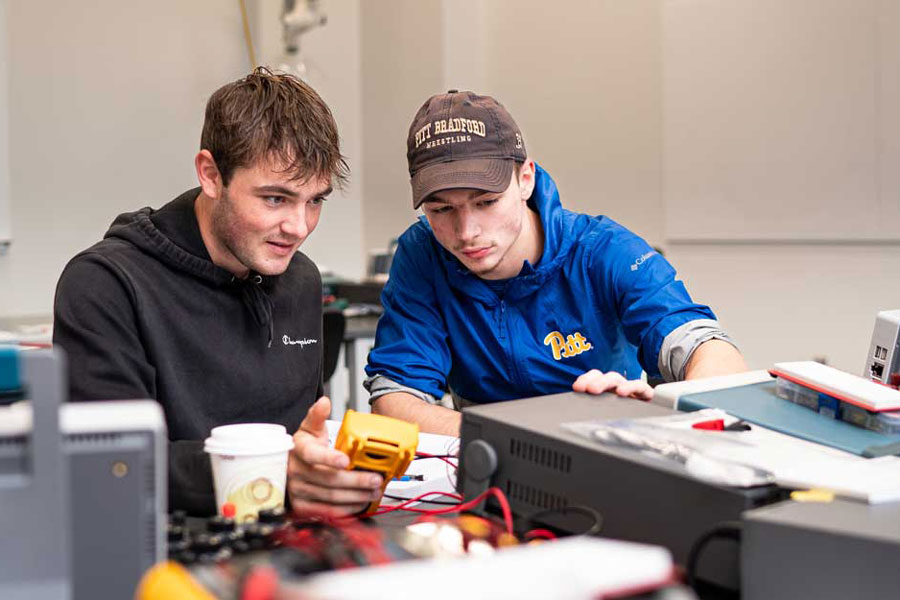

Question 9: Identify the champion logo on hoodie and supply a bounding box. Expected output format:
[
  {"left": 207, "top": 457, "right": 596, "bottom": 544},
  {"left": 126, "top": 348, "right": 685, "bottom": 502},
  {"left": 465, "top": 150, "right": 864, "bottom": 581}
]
[
  {"left": 543, "top": 331, "right": 593, "bottom": 361},
  {"left": 283, "top": 335, "right": 318, "bottom": 347}
]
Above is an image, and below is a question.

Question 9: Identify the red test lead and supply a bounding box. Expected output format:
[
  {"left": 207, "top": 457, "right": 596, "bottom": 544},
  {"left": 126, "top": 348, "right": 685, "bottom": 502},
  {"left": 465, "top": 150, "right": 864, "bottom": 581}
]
[{"left": 691, "top": 419, "right": 725, "bottom": 431}]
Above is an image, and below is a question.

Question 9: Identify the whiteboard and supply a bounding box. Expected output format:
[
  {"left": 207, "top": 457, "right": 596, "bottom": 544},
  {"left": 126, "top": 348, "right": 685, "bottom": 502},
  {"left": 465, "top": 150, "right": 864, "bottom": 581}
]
[{"left": 663, "top": 0, "right": 900, "bottom": 242}]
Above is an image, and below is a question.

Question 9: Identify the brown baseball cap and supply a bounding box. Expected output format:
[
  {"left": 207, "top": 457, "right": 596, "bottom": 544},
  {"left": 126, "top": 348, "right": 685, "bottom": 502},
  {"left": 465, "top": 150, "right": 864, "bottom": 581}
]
[{"left": 407, "top": 90, "right": 526, "bottom": 208}]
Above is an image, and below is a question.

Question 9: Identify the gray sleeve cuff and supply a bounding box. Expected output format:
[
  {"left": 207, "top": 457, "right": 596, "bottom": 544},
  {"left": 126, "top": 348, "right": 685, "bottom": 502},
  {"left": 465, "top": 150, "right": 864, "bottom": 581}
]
[
  {"left": 657, "top": 319, "right": 739, "bottom": 383},
  {"left": 363, "top": 374, "right": 440, "bottom": 406}
]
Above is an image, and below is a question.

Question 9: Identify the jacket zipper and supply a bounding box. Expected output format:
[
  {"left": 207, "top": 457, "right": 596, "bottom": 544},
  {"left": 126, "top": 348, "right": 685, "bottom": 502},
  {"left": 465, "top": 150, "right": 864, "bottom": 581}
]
[{"left": 499, "top": 300, "right": 529, "bottom": 390}]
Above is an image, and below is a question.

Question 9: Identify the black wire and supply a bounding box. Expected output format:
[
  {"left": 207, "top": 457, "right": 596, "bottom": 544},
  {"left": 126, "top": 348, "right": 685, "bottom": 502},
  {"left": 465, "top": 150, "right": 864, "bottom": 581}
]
[
  {"left": 382, "top": 493, "right": 461, "bottom": 507},
  {"left": 413, "top": 454, "right": 456, "bottom": 460},
  {"left": 685, "top": 521, "right": 742, "bottom": 591},
  {"left": 518, "top": 505, "right": 603, "bottom": 537}
]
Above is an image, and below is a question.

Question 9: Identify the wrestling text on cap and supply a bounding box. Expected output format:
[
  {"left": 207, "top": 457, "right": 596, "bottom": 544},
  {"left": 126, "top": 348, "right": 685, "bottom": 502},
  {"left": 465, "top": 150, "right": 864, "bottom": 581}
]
[{"left": 406, "top": 90, "right": 527, "bottom": 209}]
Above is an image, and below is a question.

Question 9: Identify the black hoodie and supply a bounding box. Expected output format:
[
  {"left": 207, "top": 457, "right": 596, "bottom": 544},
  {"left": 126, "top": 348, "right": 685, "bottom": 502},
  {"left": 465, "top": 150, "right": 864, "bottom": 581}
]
[{"left": 53, "top": 188, "right": 323, "bottom": 514}]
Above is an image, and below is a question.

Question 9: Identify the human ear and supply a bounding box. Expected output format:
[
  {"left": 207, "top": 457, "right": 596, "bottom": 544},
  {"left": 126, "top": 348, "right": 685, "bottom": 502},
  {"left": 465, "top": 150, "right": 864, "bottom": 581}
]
[
  {"left": 518, "top": 159, "right": 536, "bottom": 201},
  {"left": 195, "top": 150, "right": 224, "bottom": 199}
]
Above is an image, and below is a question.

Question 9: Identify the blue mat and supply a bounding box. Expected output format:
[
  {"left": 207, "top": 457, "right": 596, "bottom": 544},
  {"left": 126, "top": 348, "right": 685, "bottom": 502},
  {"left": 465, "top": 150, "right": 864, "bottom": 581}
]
[{"left": 678, "top": 381, "right": 900, "bottom": 458}]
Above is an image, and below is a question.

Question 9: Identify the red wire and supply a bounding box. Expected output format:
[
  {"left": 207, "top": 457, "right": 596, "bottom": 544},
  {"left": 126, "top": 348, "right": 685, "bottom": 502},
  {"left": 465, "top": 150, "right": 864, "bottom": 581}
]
[
  {"left": 524, "top": 528, "right": 557, "bottom": 540},
  {"left": 372, "top": 486, "right": 514, "bottom": 537},
  {"left": 486, "top": 487, "right": 514, "bottom": 536},
  {"left": 443, "top": 439, "right": 460, "bottom": 483},
  {"left": 370, "top": 490, "right": 463, "bottom": 515},
  {"left": 415, "top": 451, "right": 458, "bottom": 470}
]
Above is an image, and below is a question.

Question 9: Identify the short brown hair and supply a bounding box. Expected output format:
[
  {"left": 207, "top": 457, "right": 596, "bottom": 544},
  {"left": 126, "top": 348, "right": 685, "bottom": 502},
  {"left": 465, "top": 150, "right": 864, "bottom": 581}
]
[{"left": 201, "top": 67, "right": 349, "bottom": 187}]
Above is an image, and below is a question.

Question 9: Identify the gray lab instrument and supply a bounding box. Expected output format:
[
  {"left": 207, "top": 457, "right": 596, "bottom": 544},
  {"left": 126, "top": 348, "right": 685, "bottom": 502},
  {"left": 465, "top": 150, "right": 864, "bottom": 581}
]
[
  {"left": 458, "top": 392, "right": 784, "bottom": 590},
  {"left": 0, "top": 348, "right": 167, "bottom": 600}
]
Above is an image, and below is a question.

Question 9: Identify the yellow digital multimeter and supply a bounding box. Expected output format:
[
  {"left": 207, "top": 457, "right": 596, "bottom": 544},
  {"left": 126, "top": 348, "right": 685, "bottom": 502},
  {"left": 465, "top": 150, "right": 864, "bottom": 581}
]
[{"left": 334, "top": 410, "right": 419, "bottom": 515}]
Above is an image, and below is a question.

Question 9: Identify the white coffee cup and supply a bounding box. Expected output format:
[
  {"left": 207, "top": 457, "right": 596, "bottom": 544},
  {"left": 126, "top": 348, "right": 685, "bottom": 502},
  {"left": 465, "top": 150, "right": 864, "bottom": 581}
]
[{"left": 204, "top": 423, "right": 295, "bottom": 522}]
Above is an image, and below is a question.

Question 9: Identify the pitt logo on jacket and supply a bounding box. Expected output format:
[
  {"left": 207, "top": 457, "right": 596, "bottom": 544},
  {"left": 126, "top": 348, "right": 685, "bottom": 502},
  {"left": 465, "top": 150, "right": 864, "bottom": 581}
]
[{"left": 543, "top": 331, "right": 593, "bottom": 361}]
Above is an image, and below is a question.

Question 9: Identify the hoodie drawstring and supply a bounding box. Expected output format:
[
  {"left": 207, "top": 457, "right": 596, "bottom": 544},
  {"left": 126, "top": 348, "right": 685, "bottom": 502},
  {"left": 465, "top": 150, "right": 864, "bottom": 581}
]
[{"left": 239, "top": 275, "right": 274, "bottom": 348}]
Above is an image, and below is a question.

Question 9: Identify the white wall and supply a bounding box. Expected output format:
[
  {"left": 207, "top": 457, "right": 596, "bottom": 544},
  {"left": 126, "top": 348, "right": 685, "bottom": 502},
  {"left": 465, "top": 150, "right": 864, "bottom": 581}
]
[
  {"left": 661, "top": 0, "right": 900, "bottom": 372},
  {"left": 0, "top": 0, "right": 11, "bottom": 249},
  {"left": 0, "top": 0, "right": 365, "bottom": 318},
  {"left": 663, "top": 0, "right": 899, "bottom": 241},
  {"left": 360, "top": 0, "right": 444, "bottom": 252},
  {"left": 666, "top": 243, "right": 900, "bottom": 375},
  {"left": 1, "top": 0, "right": 242, "bottom": 316}
]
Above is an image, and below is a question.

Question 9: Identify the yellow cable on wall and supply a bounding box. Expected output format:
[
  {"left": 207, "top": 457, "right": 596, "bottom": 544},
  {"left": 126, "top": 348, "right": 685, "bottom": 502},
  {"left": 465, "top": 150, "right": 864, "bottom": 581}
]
[{"left": 238, "top": 0, "right": 257, "bottom": 70}]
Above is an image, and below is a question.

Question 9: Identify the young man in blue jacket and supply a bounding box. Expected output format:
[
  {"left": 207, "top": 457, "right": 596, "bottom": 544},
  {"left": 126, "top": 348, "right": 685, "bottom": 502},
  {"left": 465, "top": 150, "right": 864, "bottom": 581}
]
[{"left": 288, "top": 91, "right": 747, "bottom": 515}]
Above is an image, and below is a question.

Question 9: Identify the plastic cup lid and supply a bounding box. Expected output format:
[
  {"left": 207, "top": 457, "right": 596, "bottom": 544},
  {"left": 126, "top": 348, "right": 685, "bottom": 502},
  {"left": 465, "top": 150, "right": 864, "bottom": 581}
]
[{"left": 203, "top": 423, "right": 294, "bottom": 456}]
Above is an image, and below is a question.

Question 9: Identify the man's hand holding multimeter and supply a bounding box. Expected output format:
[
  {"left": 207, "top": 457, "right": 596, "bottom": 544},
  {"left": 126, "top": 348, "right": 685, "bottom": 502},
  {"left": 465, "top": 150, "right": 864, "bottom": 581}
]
[
  {"left": 287, "top": 396, "right": 386, "bottom": 517},
  {"left": 334, "top": 409, "right": 419, "bottom": 515},
  {"left": 287, "top": 397, "right": 420, "bottom": 517}
]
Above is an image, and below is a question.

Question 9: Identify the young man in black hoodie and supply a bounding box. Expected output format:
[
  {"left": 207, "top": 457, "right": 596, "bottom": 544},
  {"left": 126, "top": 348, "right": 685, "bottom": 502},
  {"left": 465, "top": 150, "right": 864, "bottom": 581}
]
[{"left": 51, "top": 68, "right": 384, "bottom": 514}]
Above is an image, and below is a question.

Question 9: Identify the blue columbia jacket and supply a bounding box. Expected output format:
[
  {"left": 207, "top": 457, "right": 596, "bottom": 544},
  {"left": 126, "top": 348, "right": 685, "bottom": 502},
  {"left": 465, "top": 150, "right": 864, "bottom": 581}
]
[{"left": 365, "top": 164, "right": 716, "bottom": 404}]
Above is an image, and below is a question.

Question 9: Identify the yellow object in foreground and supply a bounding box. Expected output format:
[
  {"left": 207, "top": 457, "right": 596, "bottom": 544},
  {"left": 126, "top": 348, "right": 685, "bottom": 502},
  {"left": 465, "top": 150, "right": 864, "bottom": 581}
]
[
  {"left": 134, "top": 561, "right": 215, "bottom": 600},
  {"left": 335, "top": 410, "right": 419, "bottom": 515},
  {"left": 790, "top": 488, "right": 836, "bottom": 503}
]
